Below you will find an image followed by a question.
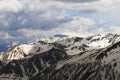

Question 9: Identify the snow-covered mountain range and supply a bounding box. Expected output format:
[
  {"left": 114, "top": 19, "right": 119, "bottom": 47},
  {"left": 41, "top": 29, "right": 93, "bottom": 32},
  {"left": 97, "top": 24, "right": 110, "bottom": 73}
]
[
  {"left": 1, "top": 33, "right": 120, "bottom": 61},
  {"left": 0, "top": 33, "right": 120, "bottom": 80}
]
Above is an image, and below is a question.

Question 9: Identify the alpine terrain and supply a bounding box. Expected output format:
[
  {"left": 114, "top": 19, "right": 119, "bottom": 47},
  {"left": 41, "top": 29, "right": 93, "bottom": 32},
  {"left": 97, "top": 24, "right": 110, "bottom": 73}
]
[{"left": 0, "top": 33, "right": 120, "bottom": 80}]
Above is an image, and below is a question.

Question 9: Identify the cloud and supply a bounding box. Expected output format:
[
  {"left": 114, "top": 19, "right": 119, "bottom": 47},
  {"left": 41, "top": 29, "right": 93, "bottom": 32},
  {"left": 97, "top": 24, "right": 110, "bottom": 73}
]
[
  {"left": 0, "top": 9, "right": 73, "bottom": 37},
  {"left": 52, "top": 0, "right": 99, "bottom": 3},
  {"left": 18, "top": 29, "right": 44, "bottom": 38},
  {"left": 108, "top": 26, "right": 120, "bottom": 34},
  {"left": 19, "top": 16, "right": 96, "bottom": 38},
  {"left": 0, "top": 31, "right": 13, "bottom": 39},
  {"left": 58, "top": 16, "right": 96, "bottom": 35},
  {"left": 0, "top": 10, "right": 72, "bottom": 30},
  {"left": 0, "top": 0, "right": 119, "bottom": 39},
  {"left": 0, "top": 0, "right": 23, "bottom": 14}
]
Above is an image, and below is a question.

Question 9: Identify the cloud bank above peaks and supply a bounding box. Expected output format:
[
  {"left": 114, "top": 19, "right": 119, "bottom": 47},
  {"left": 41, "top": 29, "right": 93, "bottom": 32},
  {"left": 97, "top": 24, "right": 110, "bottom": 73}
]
[{"left": 0, "top": 0, "right": 119, "bottom": 39}]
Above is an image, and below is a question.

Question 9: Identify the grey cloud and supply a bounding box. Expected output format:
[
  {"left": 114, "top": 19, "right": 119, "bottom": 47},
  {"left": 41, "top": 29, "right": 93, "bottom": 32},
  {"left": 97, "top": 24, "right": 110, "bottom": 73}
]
[
  {"left": 0, "top": 10, "right": 73, "bottom": 37},
  {"left": 77, "top": 9, "right": 98, "bottom": 13},
  {"left": 53, "top": 0, "right": 99, "bottom": 3},
  {"left": 8, "top": 30, "right": 24, "bottom": 37}
]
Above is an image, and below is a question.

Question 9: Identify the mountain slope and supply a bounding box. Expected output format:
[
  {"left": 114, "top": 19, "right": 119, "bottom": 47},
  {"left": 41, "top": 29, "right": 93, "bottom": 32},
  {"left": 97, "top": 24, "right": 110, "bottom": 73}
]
[
  {"left": 0, "top": 48, "right": 69, "bottom": 80},
  {"left": 31, "top": 41, "right": 120, "bottom": 80},
  {"left": 0, "top": 40, "right": 120, "bottom": 80},
  {"left": 0, "top": 33, "right": 120, "bottom": 80}
]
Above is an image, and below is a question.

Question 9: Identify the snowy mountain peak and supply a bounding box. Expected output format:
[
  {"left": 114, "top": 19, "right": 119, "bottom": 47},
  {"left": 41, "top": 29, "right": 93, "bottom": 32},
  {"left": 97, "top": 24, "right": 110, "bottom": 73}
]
[
  {"left": 0, "top": 41, "right": 53, "bottom": 62},
  {"left": 0, "top": 33, "right": 120, "bottom": 61}
]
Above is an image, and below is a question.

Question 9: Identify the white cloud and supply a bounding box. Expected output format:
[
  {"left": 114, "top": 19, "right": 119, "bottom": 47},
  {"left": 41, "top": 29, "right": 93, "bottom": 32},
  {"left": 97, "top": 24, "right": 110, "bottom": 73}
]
[
  {"left": 109, "top": 26, "right": 120, "bottom": 34},
  {"left": 18, "top": 28, "right": 60, "bottom": 38},
  {"left": 98, "top": 20, "right": 105, "bottom": 24},
  {"left": 94, "top": 25, "right": 120, "bottom": 35},
  {"left": 61, "top": 16, "right": 96, "bottom": 34},
  {"left": 18, "top": 29, "right": 42, "bottom": 38},
  {"left": 0, "top": 0, "right": 23, "bottom": 14},
  {"left": 0, "top": 31, "right": 13, "bottom": 39}
]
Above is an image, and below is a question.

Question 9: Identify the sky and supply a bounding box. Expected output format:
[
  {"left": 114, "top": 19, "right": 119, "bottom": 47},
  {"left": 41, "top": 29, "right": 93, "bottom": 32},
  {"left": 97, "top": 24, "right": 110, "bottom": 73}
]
[{"left": 0, "top": 0, "right": 120, "bottom": 39}]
